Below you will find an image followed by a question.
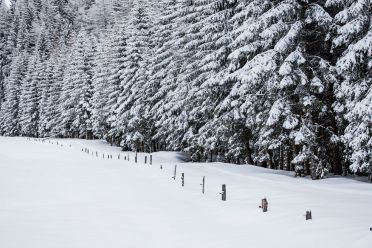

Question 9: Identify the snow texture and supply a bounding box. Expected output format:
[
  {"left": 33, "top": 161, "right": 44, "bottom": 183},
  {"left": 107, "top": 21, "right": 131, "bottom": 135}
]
[{"left": 0, "top": 137, "right": 371, "bottom": 248}]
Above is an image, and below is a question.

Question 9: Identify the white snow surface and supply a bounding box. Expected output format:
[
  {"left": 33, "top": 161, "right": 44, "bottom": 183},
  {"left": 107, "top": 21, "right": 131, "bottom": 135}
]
[{"left": 0, "top": 137, "right": 371, "bottom": 248}]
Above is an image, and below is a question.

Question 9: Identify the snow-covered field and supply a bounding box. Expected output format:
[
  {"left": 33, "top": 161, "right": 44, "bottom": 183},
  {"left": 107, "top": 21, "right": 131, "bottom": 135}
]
[{"left": 0, "top": 137, "right": 371, "bottom": 248}]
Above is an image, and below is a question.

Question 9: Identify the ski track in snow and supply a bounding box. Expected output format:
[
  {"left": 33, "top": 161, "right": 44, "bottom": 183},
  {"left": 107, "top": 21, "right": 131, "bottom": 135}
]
[{"left": 0, "top": 136, "right": 371, "bottom": 248}]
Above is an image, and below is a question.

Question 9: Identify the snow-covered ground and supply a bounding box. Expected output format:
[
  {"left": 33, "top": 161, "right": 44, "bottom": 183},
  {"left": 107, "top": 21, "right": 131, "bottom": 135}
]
[{"left": 0, "top": 137, "right": 371, "bottom": 248}]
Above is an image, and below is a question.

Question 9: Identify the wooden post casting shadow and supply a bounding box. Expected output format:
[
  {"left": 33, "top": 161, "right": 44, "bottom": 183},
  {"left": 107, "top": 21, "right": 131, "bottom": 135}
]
[
  {"left": 172, "top": 165, "right": 177, "bottom": 180},
  {"left": 259, "top": 198, "right": 268, "bottom": 212},
  {"left": 221, "top": 184, "right": 226, "bottom": 201},
  {"left": 200, "top": 176, "right": 205, "bottom": 194}
]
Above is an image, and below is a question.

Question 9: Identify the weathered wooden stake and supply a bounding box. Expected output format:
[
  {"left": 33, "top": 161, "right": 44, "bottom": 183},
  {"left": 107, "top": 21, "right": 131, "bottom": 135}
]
[
  {"left": 172, "top": 165, "right": 177, "bottom": 180},
  {"left": 260, "top": 198, "right": 268, "bottom": 212},
  {"left": 103, "top": 154, "right": 105, "bottom": 159},
  {"left": 145, "top": 156, "right": 147, "bottom": 164},
  {"left": 200, "top": 176, "right": 205, "bottom": 194},
  {"left": 118, "top": 154, "right": 120, "bottom": 160},
  {"left": 96, "top": 151, "right": 98, "bottom": 157},
  {"left": 135, "top": 152, "right": 137, "bottom": 163},
  {"left": 221, "top": 184, "right": 226, "bottom": 201},
  {"left": 305, "top": 210, "right": 312, "bottom": 220},
  {"left": 150, "top": 155, "right": 152, "bottom": 165},
  {"left": 181, "top": 173, "right": 185, "bottom": 187}
]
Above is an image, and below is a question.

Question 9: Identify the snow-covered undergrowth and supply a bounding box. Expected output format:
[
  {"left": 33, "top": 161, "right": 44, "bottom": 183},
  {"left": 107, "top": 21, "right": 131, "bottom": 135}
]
[{"left": 0, "top": 137, "right": 371, "bottom": 248}]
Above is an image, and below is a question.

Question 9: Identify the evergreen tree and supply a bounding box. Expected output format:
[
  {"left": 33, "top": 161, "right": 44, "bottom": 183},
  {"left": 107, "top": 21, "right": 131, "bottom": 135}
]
[
  {"left": 0, "top": 51, "right": 28, "bottom": 135},
  {"left": 48, "top": 45, "right": 68, "bottom": 137},
  {"left": 113, "top": 0, "right": 153, "bottom": 151},
  {"left": 59, "top": 31, "right": 95, "bottom": 138},
  {"left": 105, "top": 14, "right": 130, "bottom": 144},
  {"left": 0, "top": 1, "right": 9, "bottom": 109},
  {"left": 329, "top": 0, "right": 372, "bottom": 179},
  {"left": 19, "top": 54, "right": 42, "bottom": 136},
  {"left": 91, "top": 35, "right": 112, "bottom": 139}
]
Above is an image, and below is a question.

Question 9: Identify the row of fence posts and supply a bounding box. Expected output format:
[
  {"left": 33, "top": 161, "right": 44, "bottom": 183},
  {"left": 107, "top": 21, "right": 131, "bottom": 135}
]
[
  {"left": 47, "top": 140, "right": 314, "bottom": 221},
  {"left": 166, "top": 164, "right": 313, "bottom": 220},
  {"left": 28, "top": 137, "right": 66, "bottom": 147},
  {"left": 79, "top": 146, "right": 153, "bottom": 167},
  {"left": 169, "top": 164, "right": 222, "bottom": 198}
]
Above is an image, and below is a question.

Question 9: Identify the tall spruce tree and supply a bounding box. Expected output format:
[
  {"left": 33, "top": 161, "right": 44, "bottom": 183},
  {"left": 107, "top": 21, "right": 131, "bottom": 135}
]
[{"left": 328, "top": 0, "right": 372, "bottom": 179}]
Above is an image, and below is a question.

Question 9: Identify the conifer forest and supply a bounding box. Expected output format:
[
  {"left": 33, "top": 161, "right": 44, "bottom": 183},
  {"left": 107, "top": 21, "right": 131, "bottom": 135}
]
[{"left": 0, "top": 0, "right": 371, "bottom": 180}]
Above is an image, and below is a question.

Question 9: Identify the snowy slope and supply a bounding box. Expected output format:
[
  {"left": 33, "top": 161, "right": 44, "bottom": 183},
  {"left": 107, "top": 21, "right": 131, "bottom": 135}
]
[{"left": 0, "top": 137, "right": 371, "bottom": 248}]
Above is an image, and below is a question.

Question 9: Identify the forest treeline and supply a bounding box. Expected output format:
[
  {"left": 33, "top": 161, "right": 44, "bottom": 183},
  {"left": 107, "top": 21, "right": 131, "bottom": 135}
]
[{"left": 0, "top": 0, "right": 371, "bottom": 180}]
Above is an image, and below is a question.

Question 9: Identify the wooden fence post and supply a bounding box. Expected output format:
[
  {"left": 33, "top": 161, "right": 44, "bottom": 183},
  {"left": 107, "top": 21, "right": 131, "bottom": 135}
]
[
  {"left": 150, "top": 155, "right": 152, "bottom": 165},
  {"left": 200, "top": 176, "right": 205, "bottom": 194},
  {"left": 305, "top": 210, "right": 312, "bottom": 220},
  {"left": 118, "top": 154, "right": 120, "bottom": 160},
  {"left": 181, "top": 173, "right": 184, "bottom": 187},
  {"left": 145, "top": 156, "right": 147, "bottom": 164},
  {"left": 135, "top": 152, "right": 137, "bottom": 163},
  {"left": 260, "top": 198, "right": 268, "bottom": 212},
  {"left": 221, "top": 184, "right": 226, "bottom": 201},
  {"left": 172, "top": 165, "right": 177, "bottom": 180}
]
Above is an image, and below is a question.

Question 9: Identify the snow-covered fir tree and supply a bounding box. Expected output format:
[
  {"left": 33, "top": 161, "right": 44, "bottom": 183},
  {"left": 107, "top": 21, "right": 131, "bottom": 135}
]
[{"left": 328, "top": 0, "right": 372, "bottom": 180}]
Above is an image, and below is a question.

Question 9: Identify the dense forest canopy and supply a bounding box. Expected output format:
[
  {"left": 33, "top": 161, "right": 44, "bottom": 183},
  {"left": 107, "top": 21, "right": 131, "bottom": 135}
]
[{"left": 0, "top": 0, "right": 371, "bottom": 180}]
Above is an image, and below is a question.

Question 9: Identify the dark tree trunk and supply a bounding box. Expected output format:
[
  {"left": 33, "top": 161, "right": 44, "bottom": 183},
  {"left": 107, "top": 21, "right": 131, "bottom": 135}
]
[
  {"left": 279, "top": 145, "right": 284, "bottom": 170},
  {"left": 267, "top": 150, "right": 273, "bottom": 169},
  {"left": 331, "top": 144, "right": 342, "bottom": 175},
  {"left": 286, "top": 145, "right": 293, "bottom": 171},
  {"left": 305, "top": 159, "right": 310, "bottom": 176},
  {"left": 246, "top": 140, "right": 253, "bottom": 164}
]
